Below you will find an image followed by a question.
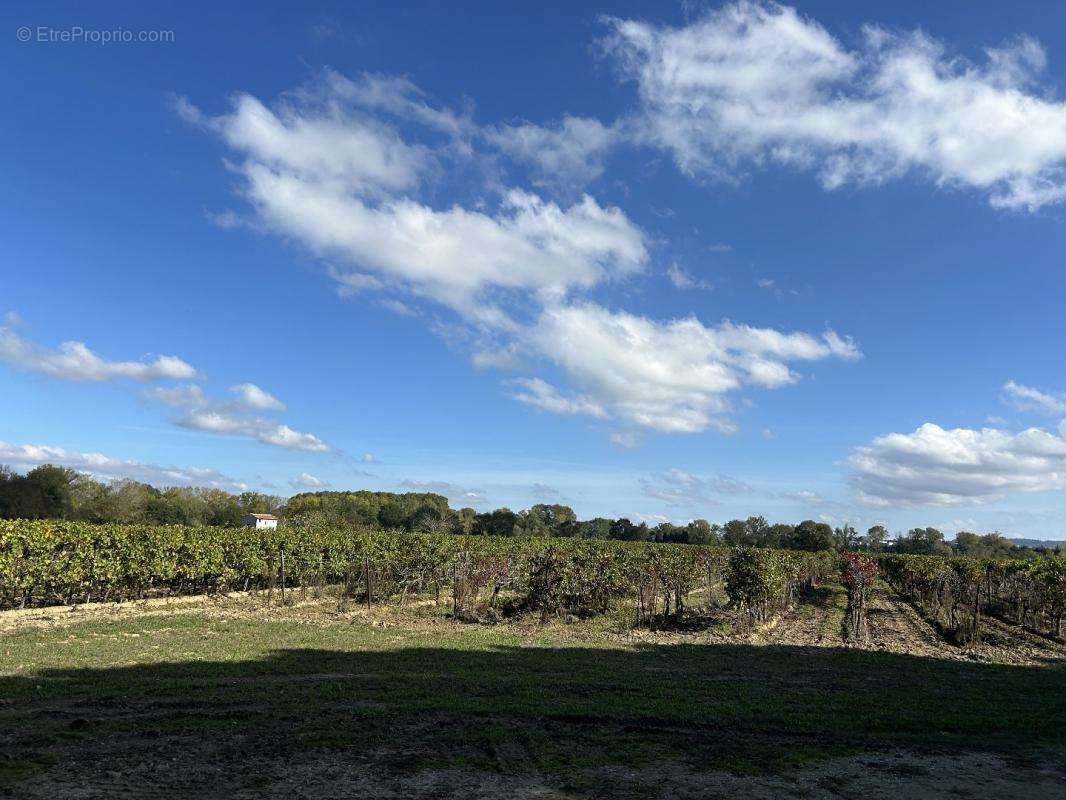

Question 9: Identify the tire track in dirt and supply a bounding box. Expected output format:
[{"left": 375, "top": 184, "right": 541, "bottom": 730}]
[
  {"left": 865, "top": 582, "right": 957, "bottom": 659},
  {"left": 976, "top": 614, "right": 1066, "bottom": 665}
]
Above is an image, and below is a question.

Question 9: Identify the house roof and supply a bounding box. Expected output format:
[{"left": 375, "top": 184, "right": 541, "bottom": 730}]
[{"left": 247, "top": 513, "right": 279, "bottom": 520}]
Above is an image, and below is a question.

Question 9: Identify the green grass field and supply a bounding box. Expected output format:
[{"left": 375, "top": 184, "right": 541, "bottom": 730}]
[{"left": 2, "top": 589, "right": 1064, "bottom": 798}]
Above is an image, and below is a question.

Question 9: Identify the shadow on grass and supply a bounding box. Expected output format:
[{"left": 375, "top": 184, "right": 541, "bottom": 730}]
[{"left": 1, "top": 638, "right": 1063, "bottom": 792}]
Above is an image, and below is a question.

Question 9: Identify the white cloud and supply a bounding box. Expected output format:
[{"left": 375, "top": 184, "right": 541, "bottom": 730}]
[
  {"left": 326, "top": 72, "right": 472, "bottom": 138},
  {"left": 849, "top": 422, "right": 1066, "bottom": 506},
  {"left": 144, "top": 380, "right": 328, "bottom": 453},
  {"left": 399, "top": 479, "right": 487, "bottom": 506},
  {"left": 0, "top": 321, "right": 195, "bottom": 383},
  {"left": 190, "top": 79, "right": 647, "bottom": 325},
  {"left": 289, "top": 472, "right": 330, "bottom": 489},
  {"left": 509, "top": 377, "right": 608, "bottom": 419},
  {"left": 230, "top": 382, "right": 286, "bottom": 411},
  {"left": 144, "top": 383, "right": 209, "bottom": 408},
  {"left": 188, "top": 72, "right": 861, "bottom": 441},
  {"left": 213, "top": 91, "right": 429, "bottom": 196},
  {"left": 1003, "top": 380, "right": 1066, "bottom": 416},
  {"left": 525, "top": 303, "right": 859, "bottom": 433},
  {"left": 667, "top": 262, "right": 712, "bottom": 291},
  {"left": 609, "top": 430, "right": 643, "bottom": 449},
  {"left": 359, "top": 452, "right": 376, "bottom": 463},
  {"left": 179, "top": 410, "right": 330, "bottom": 453},
  {"left": 640, "top": 468, "right": 751, "bottom": 507},
  {"left": 0, "top": 440, "right": 247, "bottom": 491},
  {"left": 782, "top": 489, "right": 831, "bottom": 506},
  {"left": 487, "top": 116, "right": 618, "bottom": 187},
  {"left": 606, "top": 2, "right": 1066, "bottom": 210}
]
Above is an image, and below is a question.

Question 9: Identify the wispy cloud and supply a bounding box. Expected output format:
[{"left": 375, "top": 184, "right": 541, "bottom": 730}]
[
  {"left": 0, "top": 440, "right": 247, "bottom": 491},
  {"left": 399, "top": 479, "right": 487, "bottom": 506},
  {"left": 0, "top": 318, "right": 195, "bottom": 383},
  {"left": 1003, "top": 380, "right": 1066, "bottom": 416},
  {"left": 667, "top": 262, "right": 712, "bottom": 291},
  {"left": 640, "top": 467, "right": 751, "bottom": 507}
]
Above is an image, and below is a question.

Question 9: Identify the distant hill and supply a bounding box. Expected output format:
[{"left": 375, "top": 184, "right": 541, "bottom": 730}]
[{"left": 1009, "top": 538, "right": 1065, "bottom": 550}]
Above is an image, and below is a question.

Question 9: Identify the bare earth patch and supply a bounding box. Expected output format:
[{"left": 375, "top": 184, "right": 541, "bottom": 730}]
[{"left": 7, "top": 735, "right": 1064, "bottom": 799}]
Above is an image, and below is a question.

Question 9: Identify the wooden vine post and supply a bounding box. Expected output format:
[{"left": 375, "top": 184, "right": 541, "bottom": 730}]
[
  {"left": 365, "top": 554, "right": 372, "bottom": 611},
  {"left": 279, "top": 547, "right": 286, "bottom": 606}
]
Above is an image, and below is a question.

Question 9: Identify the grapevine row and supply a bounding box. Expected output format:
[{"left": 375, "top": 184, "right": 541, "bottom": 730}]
[{"left": 0, "top": 519, "right": 832, "bottom": 624}]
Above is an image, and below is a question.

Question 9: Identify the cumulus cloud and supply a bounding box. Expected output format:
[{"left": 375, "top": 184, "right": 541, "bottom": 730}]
[
  {"left": 1003, "top": 380, "right": 1066, "bottom": 416},
  {"left": 289, "top": 472, "right": 330, "bottom": 489},
  {"left": 230, "top": 382, "right": 287, "bottom": 411},
  {"left": 487, "top": 116, "right": 618, "bottom": 188},
  {"left": 0, "top": 321, "right": 195, "bottom": 383},
  {"left": 525, "top": 303, "right": 859, "bottom": 433},
  {"left": 640, "top": 468, "right": 752, "bottom": 507},
  {"left": 188, "top": 78, "right": 647, "bottom": 326},
  {"left": 606, "top": 1, "right": 1066, "bottom": 210},
  {"left": 0, "top": 440, "right": 247, "bottom": 491},
  {"left": 187, "top": 71, "right": 861, "bottom": 440},
  {"left": 399, "top": 479, "right": 487, "bottom": 506},
  {"left": 849, "top": 422, "right": 1066, "bottom": 506}
]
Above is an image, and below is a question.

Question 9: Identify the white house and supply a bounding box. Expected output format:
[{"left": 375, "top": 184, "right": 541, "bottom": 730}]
[{"left": 242, "top": 513, "right": 279, "bottom": 530}]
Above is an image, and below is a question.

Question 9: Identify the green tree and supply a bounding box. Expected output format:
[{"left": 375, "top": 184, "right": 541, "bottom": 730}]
[
  {"left": 864, "top": 525, "right": 889, "bottom": 551},
  {"left": 25, "top": 465, "right": 79, "bottom": 519},
  {"left": 833, "top": 524, "right": 860, "bottom": 551},
  {"left": 790, "top": 520, "right": 834, "bottom": 551},
  {"left": 722, "top": 518, "right": 750, "bottom": 546}
]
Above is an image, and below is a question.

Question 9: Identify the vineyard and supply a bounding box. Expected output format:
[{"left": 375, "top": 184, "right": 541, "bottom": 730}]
[
  {"left": 2, "top": 518, "right": 1065, "bottom": 649},
  {"left": 1, "top": 518, "right": 1065, "bottom": 798}
]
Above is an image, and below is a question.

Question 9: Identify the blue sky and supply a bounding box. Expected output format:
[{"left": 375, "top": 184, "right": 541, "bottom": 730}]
[{"left": 3, "top": 1, "right": 1065, "bottom": 538}]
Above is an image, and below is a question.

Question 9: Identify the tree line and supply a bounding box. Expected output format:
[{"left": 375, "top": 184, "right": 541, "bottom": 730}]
[{"left": 0, "top": 465, "right": 1059, "bottom": 557}]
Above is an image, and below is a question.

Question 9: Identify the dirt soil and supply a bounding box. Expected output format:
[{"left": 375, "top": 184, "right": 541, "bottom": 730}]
[{"left": 6, "top": 736, "right": 1064, "bottom": 799}]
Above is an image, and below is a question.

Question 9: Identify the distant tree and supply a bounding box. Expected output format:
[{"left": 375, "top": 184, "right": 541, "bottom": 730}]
[
  {"left": 686, "top": 519, "right": 720, "bottom": 545},
  {"left": 576, "top": 517, "right": 612, "bottom": 540},
  {"left": 765, "top": 523, "right": 795, "bottom": 549},
  {"left": 790, "top": 520, "right": 834, "bottom": 551},
  {"left": 0, "top": 466, "right": 49, "bottom": 519},
  {"left": 895, "top": 527, "right": 951, "bottom": 555},
  {"left": 722, "top": 518, "right": 750, "bottom": 546},
  {"left": 953, "top": 531, "right": 1017, "bottom": 558},
  {"left": 25, "top": 465, "right": 78, "bottom": 518},
  {"left": 745, "top": 516, "right": 773, "bottom": 547},
  {"left": 833, "top": 524, "right": 860, "bottom": 551},
  {"left": 864, "top": 525, "right": 889, "bottom": 552},
  {"left": 473, "top": 508, "right": 518, "bottom": 537},
  {"left": 515, "top": 504, "right": 577, "bottom": 537},
  {"left": 610, "top": 517, "right": 643, "bottom": 541}
]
